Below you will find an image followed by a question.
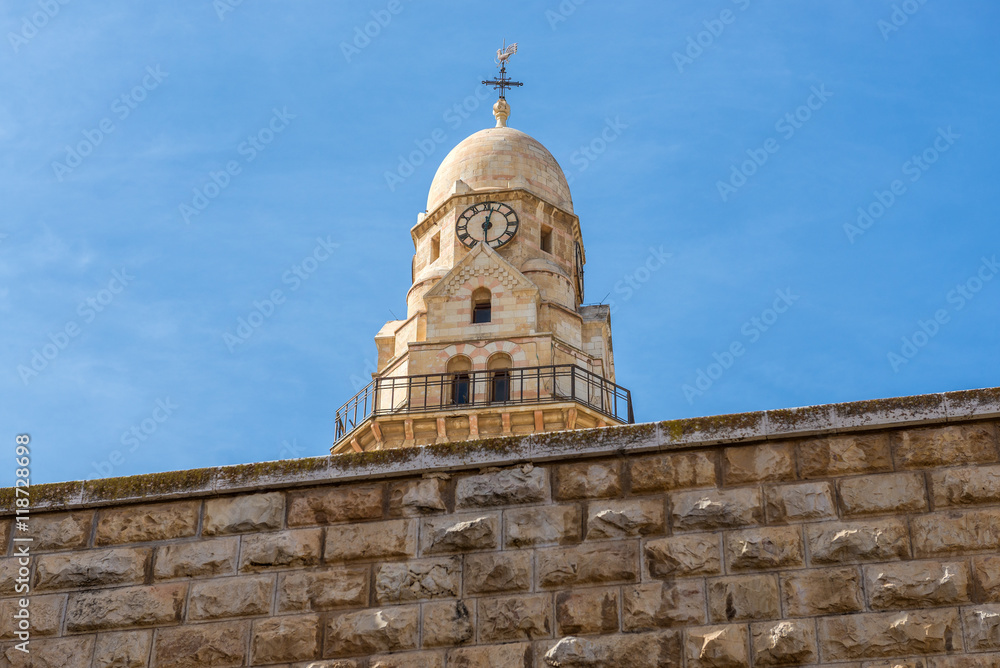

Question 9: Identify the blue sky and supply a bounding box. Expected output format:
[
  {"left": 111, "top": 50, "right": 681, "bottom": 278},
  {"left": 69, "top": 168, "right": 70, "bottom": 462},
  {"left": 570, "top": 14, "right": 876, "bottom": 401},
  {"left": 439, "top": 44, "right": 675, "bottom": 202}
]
[{"left": 3, "top": 1, "right": 998, "bottom": 484}]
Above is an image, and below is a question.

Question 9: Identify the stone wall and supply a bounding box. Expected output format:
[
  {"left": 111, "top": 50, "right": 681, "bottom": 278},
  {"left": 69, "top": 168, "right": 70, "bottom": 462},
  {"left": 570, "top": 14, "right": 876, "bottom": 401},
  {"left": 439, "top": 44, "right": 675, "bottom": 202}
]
[{"left": 2, "top": 387, "right": 1000, "bottom": 667}]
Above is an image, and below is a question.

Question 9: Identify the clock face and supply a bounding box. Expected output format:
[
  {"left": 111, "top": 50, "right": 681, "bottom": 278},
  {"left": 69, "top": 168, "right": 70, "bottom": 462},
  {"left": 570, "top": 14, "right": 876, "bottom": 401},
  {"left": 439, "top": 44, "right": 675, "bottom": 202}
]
[
  {"left": 574, "top": 241, "right": 585, "bottom": 299},
  {"left": 456, "top": 201, "right": 519, "bottom": 249}
]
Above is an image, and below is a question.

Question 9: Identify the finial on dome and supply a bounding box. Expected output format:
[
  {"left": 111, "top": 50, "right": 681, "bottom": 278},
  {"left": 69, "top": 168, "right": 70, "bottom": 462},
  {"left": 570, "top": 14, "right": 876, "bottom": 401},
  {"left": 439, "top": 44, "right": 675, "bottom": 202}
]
[{"left": 493, "top": 98, "right": 510, "bottom": 128}]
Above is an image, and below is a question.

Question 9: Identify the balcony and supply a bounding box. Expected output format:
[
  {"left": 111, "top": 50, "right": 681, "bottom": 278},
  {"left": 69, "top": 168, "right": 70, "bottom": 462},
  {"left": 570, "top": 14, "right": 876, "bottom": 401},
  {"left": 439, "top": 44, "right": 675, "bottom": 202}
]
[{"left": 334, "top": 364, "right": 633, "bottom": 449}]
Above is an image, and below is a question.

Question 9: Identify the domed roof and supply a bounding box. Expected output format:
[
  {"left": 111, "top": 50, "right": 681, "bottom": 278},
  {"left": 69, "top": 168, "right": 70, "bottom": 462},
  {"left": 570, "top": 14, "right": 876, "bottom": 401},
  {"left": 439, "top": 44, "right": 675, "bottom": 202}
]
[{"left": 427, "top": 124, "right": 573, "bottom": 214}]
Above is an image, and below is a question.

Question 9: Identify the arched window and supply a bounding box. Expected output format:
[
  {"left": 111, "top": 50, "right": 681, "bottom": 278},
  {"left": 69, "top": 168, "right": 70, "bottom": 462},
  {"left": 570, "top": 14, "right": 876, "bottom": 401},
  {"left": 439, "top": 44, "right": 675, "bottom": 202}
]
[
  {"left": 447, "top": 356, "right": 472, "bottom": 405},
  {"left": 472, "top": 287, "right": 492, "bottom": 324},
  {"left": 487, "top": 353, "right": 512, "bottom": 403}
]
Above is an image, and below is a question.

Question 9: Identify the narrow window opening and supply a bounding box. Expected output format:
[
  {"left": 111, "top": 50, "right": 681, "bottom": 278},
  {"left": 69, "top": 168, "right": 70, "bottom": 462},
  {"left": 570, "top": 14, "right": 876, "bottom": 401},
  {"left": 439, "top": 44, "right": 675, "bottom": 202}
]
[
  {"left": 472, "top": 287, "right": 492, "bottom": 324},
  {"left": 540, "top": 226, "right": 553, "bottom": 254},
  {"left": 447, "top": 356, "right": 472, "bottom": 405},
  {"left": 429, "top": 232, "right": 440, "bottom": 263},
  {"left": 488, "top": 354, "right": 513, "bottom": 403}
]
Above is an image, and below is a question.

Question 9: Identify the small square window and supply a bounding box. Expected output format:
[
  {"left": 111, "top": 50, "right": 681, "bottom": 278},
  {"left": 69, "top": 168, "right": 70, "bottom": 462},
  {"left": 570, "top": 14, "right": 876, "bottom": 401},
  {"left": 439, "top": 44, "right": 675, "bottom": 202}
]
[
  {"left": 473, "top": 302, "right": 491, "bottom": 323},
  {"left": 430, "top": 232, "right": 440, "bottom": 263},
  {"left": 540, "top": 226, "right": 553, "bottom": 253}
]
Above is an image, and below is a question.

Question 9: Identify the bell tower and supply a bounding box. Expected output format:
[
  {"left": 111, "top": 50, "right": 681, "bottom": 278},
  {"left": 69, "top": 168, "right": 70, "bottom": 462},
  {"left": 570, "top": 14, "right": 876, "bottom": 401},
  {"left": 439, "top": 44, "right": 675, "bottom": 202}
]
[{"left": 333, "top": 45, "right": 632, "bottom": 454}]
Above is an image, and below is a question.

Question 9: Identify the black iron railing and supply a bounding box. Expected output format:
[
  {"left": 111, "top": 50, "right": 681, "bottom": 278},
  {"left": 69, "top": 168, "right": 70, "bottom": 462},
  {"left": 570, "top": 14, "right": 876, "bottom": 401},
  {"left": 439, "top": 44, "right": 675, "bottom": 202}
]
[{"left": 335, "top": 364, "right": 633, "bottom": 442}]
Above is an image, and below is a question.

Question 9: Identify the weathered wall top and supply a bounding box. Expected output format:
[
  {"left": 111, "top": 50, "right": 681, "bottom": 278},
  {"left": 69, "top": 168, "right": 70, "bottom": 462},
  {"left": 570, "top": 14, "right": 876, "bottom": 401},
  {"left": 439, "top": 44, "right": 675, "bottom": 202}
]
[{"left": 5, "top": 386, "right": 998, "bottom": 515}]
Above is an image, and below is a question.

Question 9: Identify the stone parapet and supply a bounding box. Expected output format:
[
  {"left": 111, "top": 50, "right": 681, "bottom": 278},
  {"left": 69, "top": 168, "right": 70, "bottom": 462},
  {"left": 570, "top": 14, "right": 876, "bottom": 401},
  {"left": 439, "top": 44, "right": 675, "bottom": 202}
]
[{"left": 0, "top": 386, "right": 997, "bottom": 666}]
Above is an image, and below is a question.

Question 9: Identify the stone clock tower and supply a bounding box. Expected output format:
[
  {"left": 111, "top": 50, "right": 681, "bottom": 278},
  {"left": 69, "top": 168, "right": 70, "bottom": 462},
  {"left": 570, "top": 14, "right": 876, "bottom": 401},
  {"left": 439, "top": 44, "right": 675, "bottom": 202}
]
[{"left": 333, "top": 66, "right": 632, "bottom": 454}]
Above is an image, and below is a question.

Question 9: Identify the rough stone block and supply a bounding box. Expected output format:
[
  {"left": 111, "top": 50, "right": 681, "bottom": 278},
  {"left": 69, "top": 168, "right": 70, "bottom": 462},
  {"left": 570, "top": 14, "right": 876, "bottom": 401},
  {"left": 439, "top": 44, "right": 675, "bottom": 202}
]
[
  {"left": 153, "top": 538, "right": 238, "bottom": 580},
  {"left": 806, "top": 518, "right": 910, "bottom": 564},
  {"left": 554, "top": 461, "right": 621, "bottom": 499},
  {"left": 374, "top": 557, "right": 460, "bottom": 604},
  {"left": 370, "top": 651, "right": 446, "bottom": 668},
  {"left": 478, "top": 594, "right": 552, "bottom": 641},
  {"left": 325, "top": 606, "right": 419, "bottom": 658},
  {"left": 152, "top": 620, "right": 248, "bottom": 668},
  {"left": 419, "top": 513, "right": 499, "bottom": 554},
  {"left": 93, "top": 630, "right": 152, "bottom": 668},
  {"left": 765, "top": 481, "right": 837, "bottom": 523},
  {"left": 708, "top": 574, "right": 780, "bottom": 622},
  {"left": 724, "top": 443, "right": 795, "bottom": 484},
  {"left": 645, "top": 533, "right": 722, "bottom": 578},
  {"left": 251, "top": 613, "right": 321, "bottom": 664},
  {"left": 455, "top": 465, "right": 547, "bottom": 508},
  {"left": 0, "top": 593, "right": 64, "bottom": 638},
  {"left": 931, "top": 465, "right": 1000, "bottom": 507},
  {"left": 34, "top": 547, "right": 150, "bottom": 591},
  {"left": 671, "top": 487, "right": 762, "bottom": 531},
  {"left": 622, "top": 580, "right": 706, "bottom": 630},
  {"left": 865, "top": 560, "right": 970, "bottom": 610},
  {"left": 464, "top": 551, "right": 531, "bottom": 595},
  {"left": 504, "top": 505, "right": 580, "bottom": 548},
  {"left": 839, "top": 472, "right": 928, "bottom": 516},
  {"left": 911, "top": 509, "right": 1000, "bottom": 556},
  {"left": 287, "top": 484, "right": 383, "bottom": 526},
  {"left": 239, "top": 528, "right": 321, "bottom": 571},
  {"left": 927, "top": 655, "right": 1000, "bottom": 668},
  {"left": 685, "top": 624, "right": 750, "bottom": 668},
  {"left": 724, "top": 526, "right": 804, "bottom": 571},
  {"left": 542, "top": 631, "right": 682, "bottom": 668},
  {"left": 895, "top": 424, "right": 997, "bottom": 469},
  {"left": 974, "top": 556, "right": 1000, "bottom": 601},
  {"left": 324, "top": 520, "right": 416, "bottom": 562},
  {"left": 799, "top": 433, "right": 892, "bottom": 478},
  {"left": 963, "top": 605, "right": 1000, "bottom": 651},
  {"left": 277, "top": 566, "right": 369, "bottom": 612},
  {"left": 29, "top": 511, "right": 92, "bottom": 551},
  {"left": 751, "top": 620, "right": 817, "bottom": 667},
  {"left": 628, "top": 451, "right": 717, "bottom": 494},
  {"left": 818, "top": 609, "right": 963, "bottom": 660},
  {"left": 388, "top": 477, "right": 448, "bottom": 516},
  {"left": 188, "top": 573, "right": 273, "bottom": 620},
  {"left": 1, "top": 636, "right": 94, "bottom": 668},
  {"left": 203, "top": 492, "right": 284, "bottom": 535},
  {"left": 537, "top": 541, "right": 638, "bottom": 588},
  {"left": 422, "top": 599, "right": 474, "bottom": 648},
  {"left": 556, "top": 587, "right": 619, "bottom": 635},
  {"left": 586, "top": 498, "right": 664, "bottom": 539},
  {"left": 95, "top": 501, "right": 199, "bottom": 545},
  {"left": 780, "top": 567, "right": 864, "bottom": 616},
  {"left": 66, "top": 582, "right": 186, "bottom": 632},
  {"left": 449, "top": 642, "right": 531, "bottom": 668}
]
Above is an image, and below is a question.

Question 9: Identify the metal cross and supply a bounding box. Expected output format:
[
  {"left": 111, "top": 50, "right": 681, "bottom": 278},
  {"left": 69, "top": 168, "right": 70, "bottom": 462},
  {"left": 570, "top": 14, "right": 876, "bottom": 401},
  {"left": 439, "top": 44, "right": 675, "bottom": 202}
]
[{"left": 482, "top": 41, "right": 523, "bottom": 100}]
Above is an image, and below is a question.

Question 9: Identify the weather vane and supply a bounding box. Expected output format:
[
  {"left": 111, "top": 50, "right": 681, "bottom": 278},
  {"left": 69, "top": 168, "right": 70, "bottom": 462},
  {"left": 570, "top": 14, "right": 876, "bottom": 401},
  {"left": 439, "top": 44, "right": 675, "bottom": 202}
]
[{"left": 482, "top": 40, "right": 522, "bottom": 100}]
